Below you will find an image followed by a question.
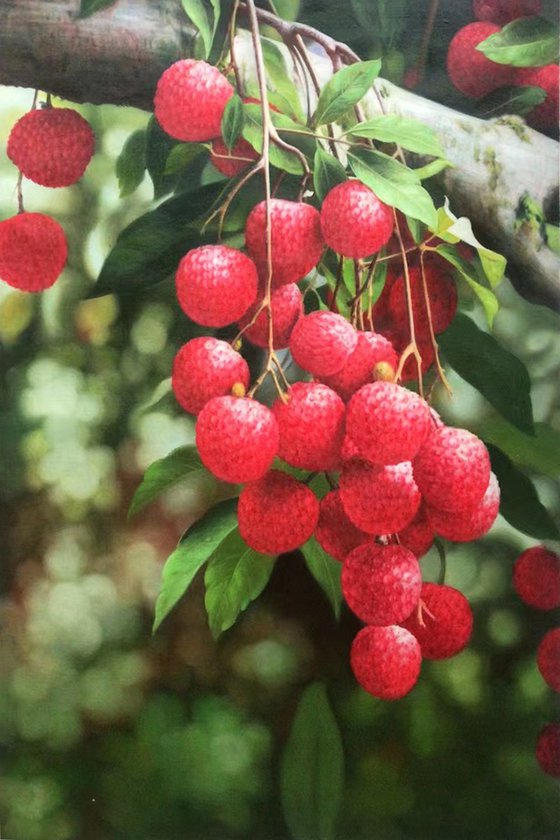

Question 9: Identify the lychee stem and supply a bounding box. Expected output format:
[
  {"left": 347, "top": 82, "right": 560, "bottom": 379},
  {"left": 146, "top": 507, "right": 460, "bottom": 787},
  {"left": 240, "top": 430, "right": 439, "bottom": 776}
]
[
  {"left": 392, "top": 209, "right": 424, "bottom": 394},
  {"left": 435, "top": 538, "right": 447, "bottom": 585},
  {"left": 419, "top": 249, "right": 453, "bottom": 396}
]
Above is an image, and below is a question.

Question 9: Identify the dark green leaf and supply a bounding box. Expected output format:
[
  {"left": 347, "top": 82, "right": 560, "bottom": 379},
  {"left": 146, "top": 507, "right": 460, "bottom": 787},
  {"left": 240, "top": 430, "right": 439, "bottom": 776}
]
[
  {"left": 146, "top": 117, "right": 181, "bottom": 199},
  {"left": 208, "top": 0, "right": 236, "bottom": 64},
  {"left": 478, "top": 85, "right": 547, "bottom": 117},
  {"left": 281, "top": 683, "right": 344, "bottom": 840},
  {"left": 262, "top": 37, "right": 305, "bottom": 122},
  {"left": 477, "top": 16, "right": 559, "bottom": 67},
  {"left": 204, "top": 529, "right": 275, "bottom": 638},
  {"left": 313, "top": 60, "right": 381, "bottom": 127},
  {"left": 348, "top": 115, "right": 445, "bottom": 158},
  {"left": 164, "top": 142, "right": 206, "bottom": 176},
  {"left": 153, "top": 499, "right": 238, "bottom": 632},
  {"left": 79, "top": 0, "right": 117, "bottom": 17},
  {"left": 242, "top": 104, "right": 308, "bottom": 174},
  {"left": 129, "top": 446, "right": 209, "bottom": 518},
  {"left": 301, "top": 538, "right": 343, "bottom": 619},
  {"left": 439, "top": 313, "right": 535, "bottom": 435},
  {"left": 434, "top": 244, "right": 499, "bottom": 326},
  {"left": 313, "top": 147, "right": 347, "bottom": 202},
  {"left": 221, "top": 93, "right": 244, "bottom": 150},
  {"left": 480, "top": 418, "right": 560, "bottom": 479},
  {"left": 487, "top": 445, "right": 560, "bottom": 540},
  {"left": 115, "top": 129, "right": 147, "bottom": 198},
  {"left": 181, "top": 0, "right": 213, "bottom": 58}
]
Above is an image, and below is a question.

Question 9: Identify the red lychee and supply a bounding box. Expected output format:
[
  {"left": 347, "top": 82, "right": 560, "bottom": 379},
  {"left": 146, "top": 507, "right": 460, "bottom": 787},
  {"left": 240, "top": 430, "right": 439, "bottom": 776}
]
[
  {"left": 289, "top": 311, "right": 357, "bottom": 377},
  {"left": 320, "top": 180, "right": 394, "bottom": 259},
  {"left": 398, "top": 506, "right": 435, "bottom": 558},
  {"left": 210, "top": 137, "right": 258, "bottom": 177},
  {"left": 237, "top": 470, "right": 319, "bottom": 555},
  {"left": 536, "top": 723, "right": 560, "bottom": 777},
  {"left": 314, "top": 490, "right": 371, "bottom": 562},
  {"left": 388, "top": 264, "right": 458, "bottom": 339},
  {"left": 319, "top": 331, "right": 398, "bottom": 401},
  {"left": 515, "top": 64, "right": 559, "bottom": 132},
  {"left": 339, "top": 459, "right": 421, "bottom": 535},
  {"left": 154, "top": 59, "right": 233, "bottom": 141},
  {"left": 0, "top": 212, "right": 67, "bottom": 292},
  {"left": 195, "top": 396, "right": 278, "bottom": 483},
  {"left": 473, "top": 0, "right": 542, "bottom": 25},
  {"left": 172, "top": 338, "right": 250, "bottom": 415},
  {"left": 350, "top": 625, "right": 422, "bottom": 700},
  {"left": 426, "top": 471, "right": 500, "bottom": 542},
  {"left": 401, "top": 583, "right": 473, "bottom": 659},
  {"left": 512, "top": 546, "right": 560, "bottom": 610},
  {"left": 272, "top": 382, "right": 345, "bottom": 471},
  {"left": 237, "top": 283, "right": 303, "bottom": 349},
  {"left": 447, "top": 22, "right": 515, "bottom": 99},
  {"left": 537, "top": 628, "right": 560, "bottom": 693}
]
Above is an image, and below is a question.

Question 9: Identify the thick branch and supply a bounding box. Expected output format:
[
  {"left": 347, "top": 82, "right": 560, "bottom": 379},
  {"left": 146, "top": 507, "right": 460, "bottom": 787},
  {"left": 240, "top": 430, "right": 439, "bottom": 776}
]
[{"left": 0, "top": 0, "right": 558, "bottom": 309}]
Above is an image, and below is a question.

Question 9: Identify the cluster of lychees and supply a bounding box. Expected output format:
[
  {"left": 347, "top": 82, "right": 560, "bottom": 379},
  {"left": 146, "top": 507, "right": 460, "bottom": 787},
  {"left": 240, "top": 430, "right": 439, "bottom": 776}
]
[
  {"left": 0, "top": 104, "right": 95, "bottom": 293},
  {"left": 447, "top": 0, "right": 558, "bottom": 131},
  {"left": 512, "top": 546, "right": 560, "bottom": 778}
]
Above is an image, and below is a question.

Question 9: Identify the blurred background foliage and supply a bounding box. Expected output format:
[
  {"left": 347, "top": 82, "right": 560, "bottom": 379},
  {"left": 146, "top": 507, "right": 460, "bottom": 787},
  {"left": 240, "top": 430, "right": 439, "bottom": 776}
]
[{"left": 1, "top": 1, "right": 560, "bottom": 838}]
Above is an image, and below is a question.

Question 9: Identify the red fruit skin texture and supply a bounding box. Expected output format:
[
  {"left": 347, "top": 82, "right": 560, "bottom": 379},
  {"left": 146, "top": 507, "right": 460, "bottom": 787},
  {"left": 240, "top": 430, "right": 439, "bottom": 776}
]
[
  {"left": 339, "top": 459, "right": 421, "bottom": 535},
  {"left": 7, "top": 108, "right": 95, "bottom": 188},
  {"left": 346, "top": 381, "right": 431, "bottom": 466},
  {"left": 272, "top": 382, "right": 345, "bottom": 471},
  {"left": 245, "top": 200, "right": 324, "bottom": 286},
  {"left": 413, "top": 426, "right": 491, "bottom": 513},
  {"left": 473, "top": 0, "right": 542, "bottom": 25},
  {"left": 536, "top": 723, "right": 560, "bottom": 778},
  {"left": 426, "top": 471, "right": 500, "bottom": 542},
  {"left": 176, "top": 245, "right": 258, "bottom": 328},
  {"left": 388, "top": 265, "right": 458, "bottom": 338},
  {"left": 447, "top": 23, "right": 515, "bottom": 99},
  {"left": 398, "top": 506, "right": 435, "bottom": 558},
  {"left": 537, "top": 628, "right": 560, "bottom": 693},
  {"left": 210, "top": 137, "right": 258, "bottom": 177},
  {"left": 350, "top": 625, "right": 422, "bottom": 700},
  {"left": 237, "top": 283, "right": 303, "bottom": 349},
  {"left": 342, "top": 543, "right": 422, "bottom": 625},
  {"left": 315, "top": 490, "right": 371, "bottom": 562},
  {"left": 195, "top": 396, "right": 278, "bottom": 483},
  {"left": 154, "top": 59, "right": 233, "bottom": 141},
  {"left": 321, "top": 180, "right": 394, "bottom": 259},
  {"left": 290, "top": 311, "right": 357, "bottom": 377},
  {"left": 512, "top": 546, "right": 560, "bottom": 610},
  {"left": 172, "top": 338, "right": 250, "bottom": 415},
  {"left": 237, "top": 470, "right": 319, "bottom": 555},
  {"left": 401, "top": 583, "right": 473, "bottom": 660},
  {"left": 319, "top": 332, "right": 398, "bottom": 402},
  {"left": 516, "top": 65, "right": 559, "bottom": 131},
  {"left": 0, "top": 212, "right": 67, "bottom": 292}
]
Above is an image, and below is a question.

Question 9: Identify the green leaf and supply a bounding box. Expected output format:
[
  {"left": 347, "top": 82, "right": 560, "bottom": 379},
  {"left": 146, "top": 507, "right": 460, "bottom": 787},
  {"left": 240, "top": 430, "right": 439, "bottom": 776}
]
[
  {"left": 435, "top": 201, "right": 506, "bottom": 290},
  {"left": 313, "top": 60, "right": 381, "bottom": 126},
  {"left": 412, "top": 158, "right": 453, "bottom": 180},
  {"left": 545, "top": 223, "right": 560, "bottom": 255},
  {"left": 129, "top": 446, "right": 209, "bottom": 518},
  {"left": 146, "top": 117, "right": 181, "bottom": 199},
  {"left": 477, "top": 16, "right": 559, "bottom": 67},
  {"left": 242, "top": 104, "right": 307, "bottom": 175},
  {"left": 181, "top": 0, "right": 213, "bottom": 58},
  {"left": 261, "top": 37, "right": 305, "bottom": 123},
  {"left": 164, "top": 142, "right": 206, "bottom": 176},
  {"left": 349, "top": 148, "right": 437, "bottom": 228},
  {"left": 486, "top": 445, "right": 560, "bottom": 540},
  {"left": 281, "top": 683, "right": 344, "bottom": 840},
  {"left": 301, "top": 538, "right": 343, "bottom": 619},
  {"left": 204, "top": 529, "right": 275, "bottom": 638},
  {"left": 208, "top": 0, "right": 236, "bottom": 64},
  {"left": 348, "top": 115, "right": 445, "bottom": 158},
  {"left": 79, "top": 0, "right": 117, "bottom": 16},
  {"left": 439, "top": 313, "right": 535, "bottom": 435},
  {"left": 313, "top": 146, "right": 347, "bottom": 202},
  {"left": 434, "top": 244, "right": 499, "bottom": 327},
  {"left": 480, "top": 418, "right": 560, "bottom": 479},
  {"left": 478, "top": 85, "right": 547, "bottom": 117},
  {"left": 153, "top": 499, "right": 239, "bottom": 632},
  {"left": 221, "top": 93, "right": 244, "bottom": 150},
  {"left": 115, "top": 129, "right": 147, "bottom": 198}
]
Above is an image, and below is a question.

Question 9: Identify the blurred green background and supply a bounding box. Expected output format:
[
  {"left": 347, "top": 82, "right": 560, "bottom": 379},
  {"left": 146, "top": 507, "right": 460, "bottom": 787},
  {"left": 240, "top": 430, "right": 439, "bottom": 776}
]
[{"left": 1, "top": 1, "right": 560, "bottom": 837}]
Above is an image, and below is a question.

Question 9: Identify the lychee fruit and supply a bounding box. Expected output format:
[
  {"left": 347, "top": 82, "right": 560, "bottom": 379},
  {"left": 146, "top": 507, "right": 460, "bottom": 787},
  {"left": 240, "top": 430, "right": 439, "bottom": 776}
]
[
  {"left": 237, "top": 469, "right": 319, "bottom": 555},
  {"left": 245, "top": 199, "right": 324, "bottom": 286},
  {"left": 237, "top": 283, "right": 302, "bottom": 349},
  {"left": 319, "top": 331, "right": 398, "bottom": 401},
  {"left": 321, "top": 180, "right": 394, "bottom": 259},
  {"left": 535, "top": 722, "right": 560, "bottom": 777},
  {"left": 210, "top": 137, "right": 258, "bottom": 177},
  {"left": 314, "top": 490, "right": 371, "bottom": 562},
  {"left": 339, "top": 459, "right": 421, "bottom": 535},
  {"left": 195, "top": 396, "right": 278, "bottom": 483},
  {"left": 537, "top": 628, "right": 560, "bottom": 693},
  {"left": 272, "top": 382, "right": 345, "bottom": 471},
  {"left": 350, "top": 625, "right": 422, "bottom": 700},
  {"left": 175, "top": 245, "right": 258, "bottom": 328},
  {"left": 447, "top": 22, "right": 515, "bottom": 99},
  {"left": 7, "top": 107, "right": 95, "bottom": 188},
  {"left": 0, "top": 212, "right": 67, "bottom": 292},
  {"left": 388, "top": 264, "right": 458, "bottom": 339},
  {"left": 512, "top": 546, "right": 560, "bottom": 610},
  {"left": 154, "top": 59, "right": 233, "bottom": 141},
  {"left": 398, "top": 506, "right": 435, "bottom": 558},
  {"left": 426, "top": 471, "right": 500, "bottom": 542},
  {"left": 289, "top": 311, "right": 357, "bottom": 377},
  {"left": 473, "top": 0, "right": 542, "bottom": 25},
  {"left": 515, "top": 64, "right": 559, "bottom": 132},
  {"left": 401, "top": 583, "right": 473, "bottom": 659},
  {"left": 172, "top": 337, "right": 249, "bottom": 415}
]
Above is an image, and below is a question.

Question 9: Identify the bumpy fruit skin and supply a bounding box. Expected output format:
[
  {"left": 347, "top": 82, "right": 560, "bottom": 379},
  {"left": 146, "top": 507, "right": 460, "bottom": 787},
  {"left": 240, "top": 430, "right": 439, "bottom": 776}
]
[
  {"left": 195, "top": 396, "right": 278, "bottom": 483},
  {"left": 512, "top": 546, "right": 560, "bottom": 610},
  {"left": 535, "top": 723, "right": 560, "bottom": 777},
  {"left": 290, "top": 311, "right": 357, "bottom": 377},
  {"left": 473, "top": 0, "right": 542, "bottom": 24},
  {"left": 237, "top": 283, "right": 302, "bottom": 349},
  {"left": 413, "top": 426, "right": 491, "bottom": 512},
  {"left": 172, "top": 338, "right": 249, "bottom": 415},
  {"left": 388, "top": 265, "right": 458, "bottom": 339},
  {"left": 272, "top": 382, "right": 345, "bottom": 471},
  {"left": 237, "top": 470, "right": 319, "bottom": 555},
  {"left": 245, "top": 200, "right": 324, "bottom": 286},
  {"left": 398, "top": 507, "right": 435, "bottom": 558},
  {"left": 0, "top": 212, "right": 67, "bottom": 292},
  {"left": 319, "top": 332, "right": 398, "bottom": 401},
  {"left": 7, "top": 107, "right": 95, "bottom": 187},
  {"left": 154, "top": 59, "right": 233, "bottom": 141},
  {"left": 346, "top": 381, "right": 431, "bottom": 466},
  {"left": 447, "top": 23, "right": 515, "bottom": 99},
  {"left": 321, "top": 180, "right": 394, "bottom": 259},
  {"left": 315, "top": 490, "right": 371, "bottom": 562},
  {"left": 175, "top": 245, "right": 258, "bottom": 327},
  {"left": 516, "top": 64, "right": 559, "bottom": 132},
  {"left": 339, "top": 459, "right": 421, "bottom": 535},
  {"left": 342, "top": 543, "right": 421, "bottom": 625},
  {"left": 426, "top": 471, "right": 500, "bottom": 542},
  {"left": 350, "top": 625, "right": 422, "bottom": 700},
  {"left": 401, "top": 583, "right": 473, "bottom": 660},
  {"left": 537, "top": 628, "right": 560, "bottom": 692}
]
